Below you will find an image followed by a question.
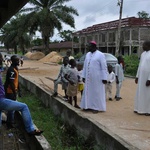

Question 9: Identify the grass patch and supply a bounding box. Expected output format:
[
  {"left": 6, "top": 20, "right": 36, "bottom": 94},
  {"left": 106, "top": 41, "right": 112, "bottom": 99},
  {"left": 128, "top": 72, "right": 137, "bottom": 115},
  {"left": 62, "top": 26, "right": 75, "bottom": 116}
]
[{"left": 18, "top": 87, "right": 101, "bottom": 150}]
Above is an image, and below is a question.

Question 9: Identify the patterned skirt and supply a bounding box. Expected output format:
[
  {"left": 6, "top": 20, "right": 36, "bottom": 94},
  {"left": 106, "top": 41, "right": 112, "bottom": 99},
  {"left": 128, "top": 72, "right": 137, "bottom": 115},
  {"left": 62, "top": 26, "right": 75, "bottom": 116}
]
[{"left": 67, "top": 83, "right": 78, "bottom": 96}]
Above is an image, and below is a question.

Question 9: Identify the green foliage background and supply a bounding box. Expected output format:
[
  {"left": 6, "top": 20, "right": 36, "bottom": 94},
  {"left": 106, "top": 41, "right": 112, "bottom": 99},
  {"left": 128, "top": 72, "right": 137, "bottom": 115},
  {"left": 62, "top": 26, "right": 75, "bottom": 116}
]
[{"left": 124, "top": 54, "right": 139, "bottom": 76}]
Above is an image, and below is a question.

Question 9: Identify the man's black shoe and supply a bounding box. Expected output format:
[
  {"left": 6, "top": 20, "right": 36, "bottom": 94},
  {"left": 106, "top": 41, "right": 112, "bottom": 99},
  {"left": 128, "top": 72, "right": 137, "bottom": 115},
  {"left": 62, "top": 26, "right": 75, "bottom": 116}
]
[
  {"left": 92, "top": 110, "right": 99, "bottom": 114},
  {"left": 116, "top": 97, "right": 121, "bottom": 101},
  {"left": 63, "top": 95, "right": 68, "bottom": 99},
  {"left": 52, "top": 92, "right": 58, "bottom": 97}
]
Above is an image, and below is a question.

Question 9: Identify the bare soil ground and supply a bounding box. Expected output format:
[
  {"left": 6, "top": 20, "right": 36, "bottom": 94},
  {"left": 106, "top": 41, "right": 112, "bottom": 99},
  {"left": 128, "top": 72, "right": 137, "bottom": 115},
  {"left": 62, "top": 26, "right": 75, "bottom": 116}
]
[{"left": 18, "top": 60, "right": 150, "bottom": 150}]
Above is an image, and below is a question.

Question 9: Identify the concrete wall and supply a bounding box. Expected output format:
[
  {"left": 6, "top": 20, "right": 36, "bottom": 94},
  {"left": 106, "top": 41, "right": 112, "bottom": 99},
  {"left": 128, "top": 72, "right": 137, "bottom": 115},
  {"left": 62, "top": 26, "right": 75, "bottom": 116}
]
[
  {"left": 19, "top": 75, "right": 138, "bottom": 150},
  {"left": 15, "top": 111, "right": 51, "bottom": 150}
]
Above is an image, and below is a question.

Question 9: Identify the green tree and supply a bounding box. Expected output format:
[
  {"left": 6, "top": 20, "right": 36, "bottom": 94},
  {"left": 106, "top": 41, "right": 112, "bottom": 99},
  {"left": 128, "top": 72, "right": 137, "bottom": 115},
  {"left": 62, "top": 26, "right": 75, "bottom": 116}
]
[
  {"left": 0, "top": 14, "right": 31, "bottom": 54},
  {"left": 31, "top": 38, "right": 43, "bottom": 46},
  {"left": 58, "top": 29, "right": 79, "bottom": 42},
  {"left": 21, "top": 0, "right": 79, "bottom": 54},
  {"left": 58, "top": 30, "right": 73, "bottom": 41},
  {"left": 124, "top": 54, "right": 139, "bottom": 76},
  {"left": 0, "top": 24, "right": 14, "bottom": 52},
  {"left": 137, "top": 11, "right": 150, "bottom": 19}
]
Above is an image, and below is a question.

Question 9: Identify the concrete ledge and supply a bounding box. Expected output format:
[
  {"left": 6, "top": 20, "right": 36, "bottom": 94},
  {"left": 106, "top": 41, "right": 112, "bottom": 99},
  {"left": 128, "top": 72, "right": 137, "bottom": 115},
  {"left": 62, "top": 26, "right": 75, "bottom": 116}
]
[
  {"left": 19, "top": 75, "right": 139, "bottom": 150},
  {"left": 15, "top": 111, "right": 51, "bottom": 150}
]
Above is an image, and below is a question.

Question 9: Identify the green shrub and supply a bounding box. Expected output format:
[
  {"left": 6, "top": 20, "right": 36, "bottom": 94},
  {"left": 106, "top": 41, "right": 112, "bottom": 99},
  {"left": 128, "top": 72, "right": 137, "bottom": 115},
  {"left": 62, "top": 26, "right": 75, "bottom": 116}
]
[
  {"left": 74, "top": 52, "right": 83, "bottom": 59},
  {"left": 124, "top": 54, "right": 139, "bottom": 76}
]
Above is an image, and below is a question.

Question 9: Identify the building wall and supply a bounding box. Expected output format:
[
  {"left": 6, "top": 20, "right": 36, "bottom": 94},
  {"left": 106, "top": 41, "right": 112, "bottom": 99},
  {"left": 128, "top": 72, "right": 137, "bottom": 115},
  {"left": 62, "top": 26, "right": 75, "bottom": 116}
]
[{"left": 74, "top": 26, "right": 150, "bottom": 57}]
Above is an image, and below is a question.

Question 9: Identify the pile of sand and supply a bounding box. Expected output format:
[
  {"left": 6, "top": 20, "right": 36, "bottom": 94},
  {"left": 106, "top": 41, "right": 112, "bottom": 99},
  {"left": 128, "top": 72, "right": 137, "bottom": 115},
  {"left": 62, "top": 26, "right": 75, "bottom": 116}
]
[
  {"left": 24, "top": 51, "right": 45, "bottom": 60},
  {"left": 39, "top": 51, "right": 62, "bottom": 63},
  {"left": 24, "top": 51, "right": 32, "bottom": 58},
  {"left": 49, "top": 55, "right": 62, "bottom": 63},
  {"left": 30, "top": 52, "right": 45, "bottom": 60}
]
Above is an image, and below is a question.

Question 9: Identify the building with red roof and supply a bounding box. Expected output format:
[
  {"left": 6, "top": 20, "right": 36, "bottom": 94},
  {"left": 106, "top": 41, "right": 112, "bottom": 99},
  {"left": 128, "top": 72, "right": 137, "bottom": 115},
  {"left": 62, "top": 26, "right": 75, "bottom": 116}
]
[{"left": 73, "top": 17, "right": 150, "bottom": 56}]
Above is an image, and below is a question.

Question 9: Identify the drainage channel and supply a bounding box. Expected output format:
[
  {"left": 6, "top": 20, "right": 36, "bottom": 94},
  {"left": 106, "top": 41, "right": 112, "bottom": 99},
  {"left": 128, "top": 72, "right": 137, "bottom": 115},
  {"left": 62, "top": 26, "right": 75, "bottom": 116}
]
[
  {"left": 0, "top": 111, "right": 51, "bottom": 150},
  {"left": 0, "top": 123, "right": 30, "bottom": 150}
]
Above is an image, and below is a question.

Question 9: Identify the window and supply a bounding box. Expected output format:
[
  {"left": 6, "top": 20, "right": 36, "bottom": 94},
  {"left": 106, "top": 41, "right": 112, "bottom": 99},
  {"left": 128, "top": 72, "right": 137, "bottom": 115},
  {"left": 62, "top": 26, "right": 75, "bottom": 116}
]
[
  {"left": 124, "top": 30, "right": 130, "bottom": 40},
  {"left": 140, "top": 28, "right": 150, "bottom": 40},
  {"left": 132, "top": 29, "right": 139, "bottom": 40},
  {"left": 102, "top": 33, "right": 106, "bottom": 42},
  {"left": 87, "top": 36, "right": 92, "bottom": 42},
  {"left": 109, "top": 32, "right": 115, "bottom": 42},
  {"left": 94, "top": 34, "right": 98, "bottom": 42},
  {"left": 81, "top": 37, "right": 86, "bottom": 44}
]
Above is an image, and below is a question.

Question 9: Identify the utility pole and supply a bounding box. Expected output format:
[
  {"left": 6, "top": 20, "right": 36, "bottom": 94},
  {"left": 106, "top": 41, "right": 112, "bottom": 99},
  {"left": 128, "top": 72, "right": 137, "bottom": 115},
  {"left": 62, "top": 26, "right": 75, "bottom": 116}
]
[{"left": 116, "top": 0, "right": 123, "bottom": 56}]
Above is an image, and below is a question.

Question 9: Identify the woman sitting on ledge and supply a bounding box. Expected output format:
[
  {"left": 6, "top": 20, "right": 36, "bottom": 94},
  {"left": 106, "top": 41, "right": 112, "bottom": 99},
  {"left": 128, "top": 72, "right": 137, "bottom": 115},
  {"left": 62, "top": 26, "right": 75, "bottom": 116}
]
[{"left": 0, "top": 75, "right": 43, "bottom": 136}]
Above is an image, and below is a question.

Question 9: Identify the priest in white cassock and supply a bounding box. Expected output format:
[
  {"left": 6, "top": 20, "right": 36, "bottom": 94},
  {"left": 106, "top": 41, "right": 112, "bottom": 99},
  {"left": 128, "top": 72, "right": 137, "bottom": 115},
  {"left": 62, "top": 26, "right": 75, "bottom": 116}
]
[
  {"left": 135, "top": 41, "right": 150, "bottom": 115},
  {"left": 80, "top": 41, "right": 108, "bottom": 113}
]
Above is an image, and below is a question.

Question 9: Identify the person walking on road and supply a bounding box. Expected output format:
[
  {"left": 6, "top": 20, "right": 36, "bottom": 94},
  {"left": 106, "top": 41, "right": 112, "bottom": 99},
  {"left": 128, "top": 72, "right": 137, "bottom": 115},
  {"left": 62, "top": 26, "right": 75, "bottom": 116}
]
[
  {"left": 20, "top": 56, "right": 24, "bottom": 67},
  {"left": 80, "top": 41, "right": 107, "bottom": 113},
  {"left": 4, "top": 55, "right": 11, "bottom": 67},
  {"left": 135, "top": 41, "right": 150, "bottom": 115}
]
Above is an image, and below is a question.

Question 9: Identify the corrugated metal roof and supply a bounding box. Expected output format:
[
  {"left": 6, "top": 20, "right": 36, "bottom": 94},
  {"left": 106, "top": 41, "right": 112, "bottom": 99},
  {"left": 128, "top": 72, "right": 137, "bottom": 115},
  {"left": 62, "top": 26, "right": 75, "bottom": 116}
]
[{"left": 74, "top": 17, "right": 150, "bottom": 35}]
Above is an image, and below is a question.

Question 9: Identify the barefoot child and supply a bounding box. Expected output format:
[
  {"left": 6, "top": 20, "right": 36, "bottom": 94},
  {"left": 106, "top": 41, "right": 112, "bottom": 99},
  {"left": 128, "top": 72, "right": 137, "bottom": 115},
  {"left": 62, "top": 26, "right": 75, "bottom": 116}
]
[
  {"left": 77, "top": 63, "right": 84, "bottom": 96},
  {"left": 52, "top": 56, "right": 70, "bottom": 99},
  {"left": 65, "top": 59, "right": 80, "bottom": 108}
]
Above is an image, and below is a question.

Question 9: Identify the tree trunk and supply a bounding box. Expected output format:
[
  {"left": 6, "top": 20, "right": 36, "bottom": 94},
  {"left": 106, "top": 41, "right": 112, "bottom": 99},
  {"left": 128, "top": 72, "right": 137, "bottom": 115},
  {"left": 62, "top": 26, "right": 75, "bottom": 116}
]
[
  {"left": 43, "top": 35, "right": 50, "bottom": 55},
  {"left": 22, "top": 47, "right": 25, "bottom": 55},
  {"left": 14, "top": 45, "right": 17, "bottom": 54},
  {"left": 20, "top": 44, "right": 25, "bottom": 55}
]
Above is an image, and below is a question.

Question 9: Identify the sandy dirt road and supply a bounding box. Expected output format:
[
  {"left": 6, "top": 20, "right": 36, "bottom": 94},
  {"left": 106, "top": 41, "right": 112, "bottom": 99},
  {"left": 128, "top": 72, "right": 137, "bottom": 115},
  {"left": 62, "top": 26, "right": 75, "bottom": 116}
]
[{"left": 18, "top": 60, "right": 150, "bottom": 150}]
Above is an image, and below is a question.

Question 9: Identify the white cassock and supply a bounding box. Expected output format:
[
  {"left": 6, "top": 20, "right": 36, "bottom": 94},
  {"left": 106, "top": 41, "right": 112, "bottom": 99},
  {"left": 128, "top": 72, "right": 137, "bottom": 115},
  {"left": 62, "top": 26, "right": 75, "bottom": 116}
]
[
  {"left": 135, "top": 50, "right": 150, "bottom": 114},
  {"left": 80, "top": 50, "right": 107, "bottom": 111}
]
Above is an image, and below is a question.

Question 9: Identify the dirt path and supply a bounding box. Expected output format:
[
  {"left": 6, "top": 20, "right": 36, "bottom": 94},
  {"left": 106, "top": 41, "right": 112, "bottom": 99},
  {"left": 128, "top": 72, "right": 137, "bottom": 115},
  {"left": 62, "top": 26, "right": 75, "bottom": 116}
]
[{"left": 18, "top": 59, "right": 150, "bottom": 150}]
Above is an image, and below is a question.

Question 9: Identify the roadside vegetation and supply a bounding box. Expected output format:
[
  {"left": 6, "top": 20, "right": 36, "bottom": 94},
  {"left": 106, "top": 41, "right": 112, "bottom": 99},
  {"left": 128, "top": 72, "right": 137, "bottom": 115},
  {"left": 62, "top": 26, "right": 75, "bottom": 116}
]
[
  {"left": 74, "top": 53, "right": 139, "bottom": 77},
  {"left": 123, "top": 54, "right": 139, "bottom": 77},
  {"left": 18, "top": 87, "right": 104, "bottom": 150}
]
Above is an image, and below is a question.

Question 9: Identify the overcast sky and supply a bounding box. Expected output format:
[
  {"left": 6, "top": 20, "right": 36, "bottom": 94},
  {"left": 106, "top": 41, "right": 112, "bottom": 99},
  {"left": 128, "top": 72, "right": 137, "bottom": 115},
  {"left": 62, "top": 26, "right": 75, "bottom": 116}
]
[{"left": 26, "top": 0, "right": 150, "bottom": 40}]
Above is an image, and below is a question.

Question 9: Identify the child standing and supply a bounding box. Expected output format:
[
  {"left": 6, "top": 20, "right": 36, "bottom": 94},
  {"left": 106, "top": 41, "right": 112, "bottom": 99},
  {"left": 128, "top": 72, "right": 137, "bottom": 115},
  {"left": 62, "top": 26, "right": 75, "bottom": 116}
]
[
  {"left": 52, "top": 56, "right": 70, "bottom": 99},
  {"left": 115, "top": 56, "right": 124, "bottom": 101},
  {"left": 77, "top": 63, "right": 84, "bottom": 96},
  {"left": 105, "top": 65, "right": 115, "bottom": 100},
  {"left": 65, "top": 59, "right": 80, "bottom": 108}
]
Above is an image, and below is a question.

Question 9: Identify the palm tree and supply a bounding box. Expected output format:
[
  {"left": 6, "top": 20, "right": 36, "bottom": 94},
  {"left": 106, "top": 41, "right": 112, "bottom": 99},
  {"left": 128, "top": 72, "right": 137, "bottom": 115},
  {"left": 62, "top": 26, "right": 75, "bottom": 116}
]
[
  {"left": 137, "top": 11, "right": 150, "bottom": 19},
  {"left": 58, "top": 29, "right": 79, "bottom": 42},
  {"left": 0, "top": 14, "right": 32, "bottom": 54},
  {"left": 21, "top": 0, "right": 79, "bottom": 54},
  {"left": 58, "top": 30, "right": 73, "bottom": 41},
  {"left": 0, "top": 24, "right": 13, "bottom": 52},
  {"left": 1, "top": 22, "right": 20, "bottom": 53}
]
